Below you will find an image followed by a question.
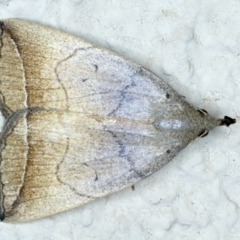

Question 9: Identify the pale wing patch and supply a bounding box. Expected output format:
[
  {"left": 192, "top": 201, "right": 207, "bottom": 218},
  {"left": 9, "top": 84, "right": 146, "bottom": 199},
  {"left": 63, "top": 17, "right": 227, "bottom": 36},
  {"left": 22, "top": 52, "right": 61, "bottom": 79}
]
[{"left": 56, "top": 48, "right": 168, "bottom": 119}]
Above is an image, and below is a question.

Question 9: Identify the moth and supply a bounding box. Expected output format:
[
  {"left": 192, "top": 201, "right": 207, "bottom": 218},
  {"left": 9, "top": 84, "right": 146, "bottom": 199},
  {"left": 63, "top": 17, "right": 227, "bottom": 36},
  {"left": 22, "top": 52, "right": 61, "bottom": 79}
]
[{"left": 0, "top": 19, "right": 235, "bottom": 222}]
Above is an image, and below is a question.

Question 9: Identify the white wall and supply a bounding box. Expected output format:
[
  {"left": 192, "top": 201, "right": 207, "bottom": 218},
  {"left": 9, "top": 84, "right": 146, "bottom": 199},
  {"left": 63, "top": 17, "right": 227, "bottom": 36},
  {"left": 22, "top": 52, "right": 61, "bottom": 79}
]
[{"left": 0, "top": 1, "right": 239, "bottom": 239}]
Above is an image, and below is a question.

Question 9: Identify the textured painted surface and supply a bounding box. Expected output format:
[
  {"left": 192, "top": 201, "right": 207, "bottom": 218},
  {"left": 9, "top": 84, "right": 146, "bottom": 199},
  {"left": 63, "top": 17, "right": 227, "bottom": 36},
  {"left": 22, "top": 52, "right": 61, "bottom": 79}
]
[{"left": 0, "top": 0, "right": 239, "bottom": 239}]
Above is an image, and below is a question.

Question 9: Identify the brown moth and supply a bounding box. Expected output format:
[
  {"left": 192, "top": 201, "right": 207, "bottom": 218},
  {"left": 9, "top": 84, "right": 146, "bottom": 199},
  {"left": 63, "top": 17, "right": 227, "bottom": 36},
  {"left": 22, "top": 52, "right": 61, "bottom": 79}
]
[{"left": 0, "top": 19, "right": 236, "bottom": 222}]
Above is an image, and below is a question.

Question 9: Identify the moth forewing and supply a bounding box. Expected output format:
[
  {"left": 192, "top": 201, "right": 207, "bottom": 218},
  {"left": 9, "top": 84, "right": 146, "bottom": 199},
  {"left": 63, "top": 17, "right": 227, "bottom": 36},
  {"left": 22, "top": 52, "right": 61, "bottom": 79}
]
[{"left": 0, "top": 19, "right": 235, "bottom": 222}]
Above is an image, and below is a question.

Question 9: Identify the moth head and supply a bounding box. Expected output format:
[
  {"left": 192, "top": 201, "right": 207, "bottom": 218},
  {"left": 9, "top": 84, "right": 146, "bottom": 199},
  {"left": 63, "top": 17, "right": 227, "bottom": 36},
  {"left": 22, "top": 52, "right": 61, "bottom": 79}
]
[{"left": 197, "top": 108, "right": 236, "bottom": 138}]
